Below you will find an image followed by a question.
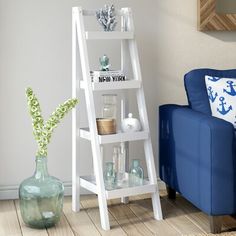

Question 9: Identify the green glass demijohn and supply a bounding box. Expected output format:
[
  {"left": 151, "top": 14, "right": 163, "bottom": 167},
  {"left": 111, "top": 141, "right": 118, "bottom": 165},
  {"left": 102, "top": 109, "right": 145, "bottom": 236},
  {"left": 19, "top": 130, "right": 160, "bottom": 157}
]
[
  {"left": 19, "top": 88, "right": 78, "bottom": 228},
  {"left": 19, "top": 157, "right": 64, "bottom": 228}
]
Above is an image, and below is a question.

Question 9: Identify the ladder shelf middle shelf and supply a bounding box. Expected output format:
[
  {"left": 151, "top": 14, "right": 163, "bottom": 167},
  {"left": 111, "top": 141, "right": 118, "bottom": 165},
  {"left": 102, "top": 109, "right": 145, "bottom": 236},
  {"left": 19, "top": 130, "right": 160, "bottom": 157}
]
[
  {"left": 79, "top": 128, "right": 149, "bottom": 144},
  {"left": 79, "top": 80, "right": 141, "bottom": 91}
]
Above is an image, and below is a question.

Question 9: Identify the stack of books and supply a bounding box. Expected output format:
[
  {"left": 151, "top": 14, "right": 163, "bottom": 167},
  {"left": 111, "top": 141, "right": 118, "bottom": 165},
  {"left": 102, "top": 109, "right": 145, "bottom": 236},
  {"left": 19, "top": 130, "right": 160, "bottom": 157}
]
[{"left": 90, "top": 70, "right": 126, "bottom": 83}]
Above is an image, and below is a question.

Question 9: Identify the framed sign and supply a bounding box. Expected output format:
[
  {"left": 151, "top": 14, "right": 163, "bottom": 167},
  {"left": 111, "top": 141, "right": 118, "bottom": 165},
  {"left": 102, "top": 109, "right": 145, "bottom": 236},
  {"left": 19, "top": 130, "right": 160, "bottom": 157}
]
[{"left": 198, "top": 0, "right": 236, "bottom": 31}]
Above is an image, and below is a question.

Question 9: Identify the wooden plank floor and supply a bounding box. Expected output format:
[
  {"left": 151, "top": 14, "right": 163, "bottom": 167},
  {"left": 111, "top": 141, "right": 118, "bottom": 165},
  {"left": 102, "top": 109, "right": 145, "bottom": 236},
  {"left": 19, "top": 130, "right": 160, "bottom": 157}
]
[{"left": 1, "top": 191, "right": 236, "bottom": 236}]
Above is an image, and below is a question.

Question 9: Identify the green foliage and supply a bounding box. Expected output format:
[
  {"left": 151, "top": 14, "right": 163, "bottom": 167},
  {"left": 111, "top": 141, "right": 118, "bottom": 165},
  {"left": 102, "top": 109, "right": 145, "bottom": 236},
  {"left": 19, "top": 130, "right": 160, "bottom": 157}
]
[{"left": 26, "top": 87, "right": 78, "bottom": 157}]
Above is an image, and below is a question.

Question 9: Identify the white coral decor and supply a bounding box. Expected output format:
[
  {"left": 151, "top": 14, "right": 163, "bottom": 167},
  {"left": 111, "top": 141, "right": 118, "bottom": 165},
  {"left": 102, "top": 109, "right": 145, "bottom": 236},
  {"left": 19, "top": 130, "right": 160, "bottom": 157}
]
[{"left": 96, "top": 4, "right": 117, "bottom": 31}]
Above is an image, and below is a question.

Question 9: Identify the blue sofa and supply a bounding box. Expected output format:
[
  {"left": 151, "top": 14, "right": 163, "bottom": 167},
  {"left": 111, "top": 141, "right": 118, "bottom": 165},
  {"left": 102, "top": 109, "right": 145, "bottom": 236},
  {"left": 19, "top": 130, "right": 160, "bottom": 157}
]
[{"left": 159, "top": 69, "right": 236, "bottom": 233}]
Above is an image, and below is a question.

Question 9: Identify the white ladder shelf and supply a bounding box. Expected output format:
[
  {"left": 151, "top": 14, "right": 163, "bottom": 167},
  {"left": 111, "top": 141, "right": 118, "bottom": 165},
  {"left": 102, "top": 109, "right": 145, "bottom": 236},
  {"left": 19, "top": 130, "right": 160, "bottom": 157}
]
[{"left": 72, "top": 6, "right": 163, "bottom": 230}]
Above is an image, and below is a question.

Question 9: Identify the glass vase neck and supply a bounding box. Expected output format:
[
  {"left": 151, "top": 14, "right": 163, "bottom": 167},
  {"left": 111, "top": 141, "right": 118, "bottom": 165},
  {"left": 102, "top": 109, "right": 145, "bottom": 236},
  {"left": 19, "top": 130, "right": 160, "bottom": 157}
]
[
  {"left": 132, "top": 159, "right": 140, "bottom": 168},
  {"left": 105, "top": 162, "right": 114, "bottom": 171},
  {"left": 35, "top": 156, "right": 49, "bottom": 178}
]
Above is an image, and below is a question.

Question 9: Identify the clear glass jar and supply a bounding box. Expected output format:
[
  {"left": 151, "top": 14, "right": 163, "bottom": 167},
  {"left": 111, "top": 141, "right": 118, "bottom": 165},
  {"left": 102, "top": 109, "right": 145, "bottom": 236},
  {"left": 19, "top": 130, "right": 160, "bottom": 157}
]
[
  {"left": 19, "top": 157, "right": 64, "bottom": 228},
  {"left": 102, "top": 94, "right": 117, "bottom": 119},
  {"left": 129, "top": 159, "right": 144, "bottom": 186},
  {"left": 104, "top": 162, "right": 117, "bottom": 190}
]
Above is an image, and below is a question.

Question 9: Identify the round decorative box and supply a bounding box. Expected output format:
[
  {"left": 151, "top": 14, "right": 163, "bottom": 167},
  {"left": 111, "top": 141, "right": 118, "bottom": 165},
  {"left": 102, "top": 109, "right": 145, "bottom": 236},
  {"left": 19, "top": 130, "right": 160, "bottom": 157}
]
[{"left": 96, "top": 118, "right": 116, "bottom": 135}]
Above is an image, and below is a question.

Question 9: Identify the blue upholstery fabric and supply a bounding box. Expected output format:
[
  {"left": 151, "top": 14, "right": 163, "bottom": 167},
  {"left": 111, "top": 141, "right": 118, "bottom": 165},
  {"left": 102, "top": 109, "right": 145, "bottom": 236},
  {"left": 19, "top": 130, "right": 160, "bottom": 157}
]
[
  {"left": 159, "top": 105, "right": 236, "bottom": 215},
  {"left": 184, "top": 69, "right": 236, "bottom": 115},
  {"left": 159, "top": 68, "right": 236, "bottom": 216}
]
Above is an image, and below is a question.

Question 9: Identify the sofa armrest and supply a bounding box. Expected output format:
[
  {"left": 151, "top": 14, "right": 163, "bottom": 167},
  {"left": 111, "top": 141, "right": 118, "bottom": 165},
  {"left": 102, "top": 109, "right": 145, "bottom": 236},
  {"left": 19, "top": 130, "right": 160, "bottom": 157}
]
[{"left": 159, "top": 105, "right": 236, "bottom": 215}]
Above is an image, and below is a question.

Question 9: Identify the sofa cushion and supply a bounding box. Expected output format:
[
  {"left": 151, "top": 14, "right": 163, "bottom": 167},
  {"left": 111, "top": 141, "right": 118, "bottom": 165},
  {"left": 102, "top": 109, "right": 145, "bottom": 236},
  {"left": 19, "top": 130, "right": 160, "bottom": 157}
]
[
  {"left": 205, "top": 75, "right": 236, "bottom": 128},
  {"left": 184, "top": 69, "right": 236, "bottom": 115}
]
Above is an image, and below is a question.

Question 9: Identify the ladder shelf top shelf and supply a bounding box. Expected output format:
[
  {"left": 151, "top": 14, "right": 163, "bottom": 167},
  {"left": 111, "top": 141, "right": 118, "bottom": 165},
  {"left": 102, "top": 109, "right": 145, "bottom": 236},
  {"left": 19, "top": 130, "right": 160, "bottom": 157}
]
[
  {"left": 79, "top": 128, "right": 149, "bottom": 144},
  {"left": 79, "top": 80, "right": 141, "bottom": 91},
  {"left": 80, "top": 175, "right": 157, "bottom": 200},
  {"left": 85, "top": 31, "right": 134, "bottom": 40}
]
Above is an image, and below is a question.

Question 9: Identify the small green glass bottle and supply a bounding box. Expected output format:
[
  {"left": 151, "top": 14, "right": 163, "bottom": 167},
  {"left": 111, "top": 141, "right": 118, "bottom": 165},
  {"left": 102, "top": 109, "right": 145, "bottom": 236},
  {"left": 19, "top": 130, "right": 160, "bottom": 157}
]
[
  {"left": 129, "top": 159, "right": 144, "bottom": 186},
  {"left": 19, "top": 157, "right": 64, "bottom": 228},
  {"left": 104, "top": 162, "right": 117, "bottom": 190}
]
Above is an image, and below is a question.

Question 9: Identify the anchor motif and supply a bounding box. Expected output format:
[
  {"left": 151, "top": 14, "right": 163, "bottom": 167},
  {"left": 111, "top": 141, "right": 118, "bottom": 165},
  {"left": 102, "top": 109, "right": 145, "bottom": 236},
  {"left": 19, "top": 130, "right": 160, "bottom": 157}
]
[
  {"left": 223, "top": 80, "right": 236, "bottom": 96},
  {"left": 207, "top": 76, "right": 221, "bottom": 82},
  {"left": 217, "top": 97, "right": 232, "bottom": 115},
  {"left": 207, "top": 86, "right": 218, "bottom": 103}
]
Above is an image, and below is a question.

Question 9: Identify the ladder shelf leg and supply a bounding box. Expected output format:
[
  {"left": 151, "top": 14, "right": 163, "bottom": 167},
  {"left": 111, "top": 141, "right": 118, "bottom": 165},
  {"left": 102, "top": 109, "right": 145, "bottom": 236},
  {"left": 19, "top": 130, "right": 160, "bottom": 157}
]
[
  {"left": 72, "top": 7, "right": 80, "bottom": 212},
  {"left": 121, "top": 11, "right": 130, "bottom": 205},
  {"left": 97, "top": 191, "right": 110, "bottom": 230},
  {"left": 74, "top": 7, "right": 110, "bottom": 230},
  {"left": 151, "top": 192, "right": 163, "bottom": 220},
  {"left": 94, "top": 146, "right": 110, "bottom": 230},
  {"left": 144, "top": 139, "right": 163, "bottom": 220},
  {"left": 124, "top": 7, "right": 163, "bottom": 220}
]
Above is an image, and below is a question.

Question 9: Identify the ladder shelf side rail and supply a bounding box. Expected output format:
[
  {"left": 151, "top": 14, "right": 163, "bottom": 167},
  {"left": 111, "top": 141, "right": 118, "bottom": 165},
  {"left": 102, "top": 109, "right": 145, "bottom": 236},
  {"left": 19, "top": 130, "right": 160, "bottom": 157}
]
[
  {"left": 73, "top": 7, "right": 110, "bottom": 230},
  {"left": 125, "top": 7, "right": 163, "bottom": 220}
]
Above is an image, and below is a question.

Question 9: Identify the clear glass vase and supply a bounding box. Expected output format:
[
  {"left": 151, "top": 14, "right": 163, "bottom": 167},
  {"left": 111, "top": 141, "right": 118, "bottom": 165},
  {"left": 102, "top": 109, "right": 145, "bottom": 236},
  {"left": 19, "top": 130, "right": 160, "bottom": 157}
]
[
  {"left": 112, "top": 145, "right": 125, "bottom": 186},
  {"left": 129, "top": 159, "right": 144, "bottom": 186},
  {"left": 19, "top": 156, "right": 64, "bottom": 229},
  {"left": 104, "top": 162, "right": 117, "bottom": 190},
  {"left": 102, "top": 94, "right": 117, "bottom": 119}
]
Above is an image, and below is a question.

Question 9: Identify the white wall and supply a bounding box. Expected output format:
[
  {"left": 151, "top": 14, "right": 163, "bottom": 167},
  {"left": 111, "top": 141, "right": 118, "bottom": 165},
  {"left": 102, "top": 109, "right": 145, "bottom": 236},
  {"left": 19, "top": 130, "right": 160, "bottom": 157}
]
[{"left": 1, "top": 0, "right": 236, "bottom": 196}]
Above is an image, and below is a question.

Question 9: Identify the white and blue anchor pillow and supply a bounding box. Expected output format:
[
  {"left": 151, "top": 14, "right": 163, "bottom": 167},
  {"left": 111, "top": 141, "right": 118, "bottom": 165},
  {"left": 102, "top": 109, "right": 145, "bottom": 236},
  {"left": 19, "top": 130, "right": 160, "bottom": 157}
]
[{"left": 205, "top": 75, "right": 236, "bottom": 128}]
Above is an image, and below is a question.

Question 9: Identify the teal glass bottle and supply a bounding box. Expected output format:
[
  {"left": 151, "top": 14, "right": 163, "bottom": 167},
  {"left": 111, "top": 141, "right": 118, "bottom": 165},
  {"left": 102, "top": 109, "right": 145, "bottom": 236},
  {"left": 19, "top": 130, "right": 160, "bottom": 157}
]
[
  {"left": 104, "top": 162, "right": 117, "bottom": 190},
  {"left": 129, "top": 159, "right": 144, "bottom": 186},
  {"left": 19, "top": 157, "right": 64, "bottom": 228}
]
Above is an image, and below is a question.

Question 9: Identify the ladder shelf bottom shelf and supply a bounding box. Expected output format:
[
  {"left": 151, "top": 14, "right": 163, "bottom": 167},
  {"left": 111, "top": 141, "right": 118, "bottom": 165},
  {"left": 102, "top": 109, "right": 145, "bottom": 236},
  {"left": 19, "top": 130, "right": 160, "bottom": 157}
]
[
  {"left": 79, "top": 128, "right": 149, "bottom": 144},
  {"left": 80, "top": 174, "right": 157, "bottom": 200}
]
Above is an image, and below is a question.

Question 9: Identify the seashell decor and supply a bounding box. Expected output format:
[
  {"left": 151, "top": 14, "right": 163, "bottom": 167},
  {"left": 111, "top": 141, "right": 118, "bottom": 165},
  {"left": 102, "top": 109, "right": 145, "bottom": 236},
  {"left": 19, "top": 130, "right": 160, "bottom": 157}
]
[{"left": 96, "top": 4, "right": 117, "bottom": 31}]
